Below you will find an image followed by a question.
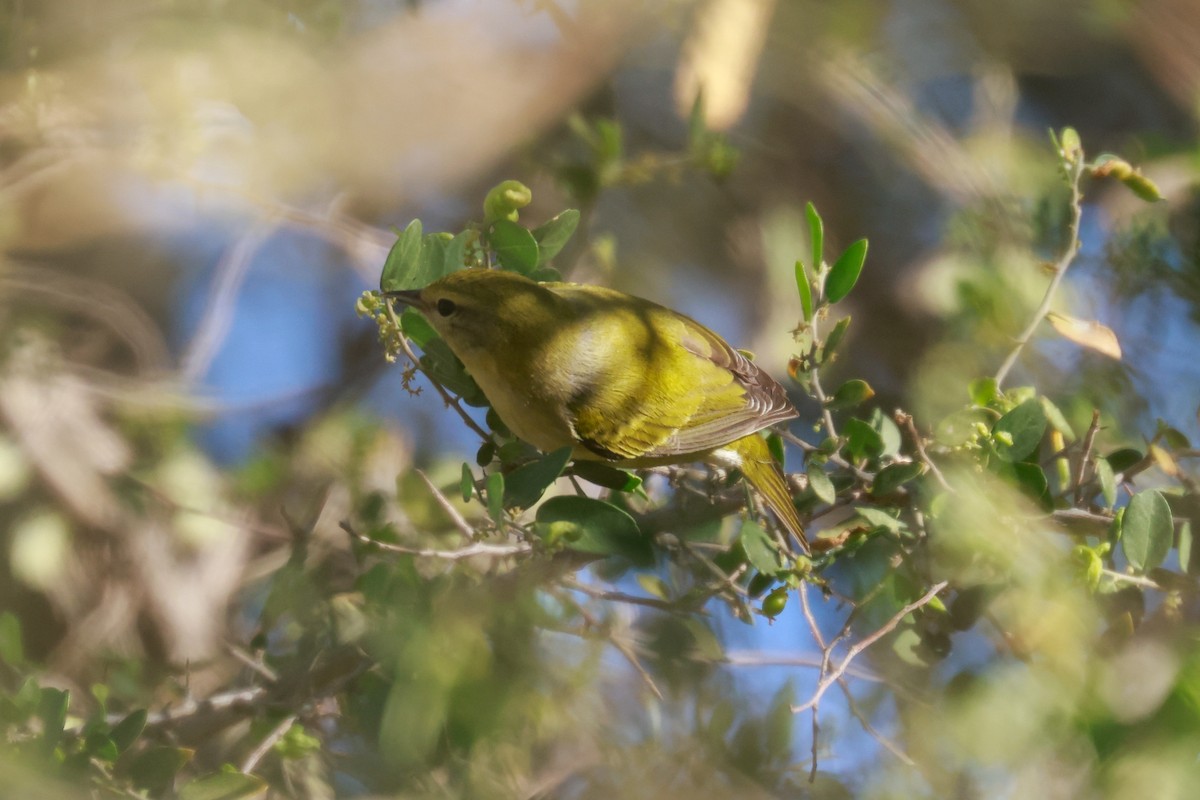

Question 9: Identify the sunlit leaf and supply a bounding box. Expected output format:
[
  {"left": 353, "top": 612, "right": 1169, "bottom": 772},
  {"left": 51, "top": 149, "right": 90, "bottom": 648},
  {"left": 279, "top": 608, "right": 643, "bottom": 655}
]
[
  {"left": 1121, "top": 489, "right": 1173, "bottom": 573},
  {"left": 1095, "top": 457, "right": 1116, "bottom": 509},
  {"left": 825, "top": 238, "right": 868, "bottom": 303},
  {"left": 805, "top": 202, "right": 823, "bottom": 274},
  {"left": 740, "top": 520, "right": 785, "bottom": 576},
  {"left": 1046, "top": 312, "right": 1122, "bottom": 360},
  {"left": 532, "top": 209, "right": 580, "bottom": 266},
  {"left": 826, "top": 379, "right": 875, "bottom": 410},
  {"left": 794, "top": 260, "right": 814, "bottom": 322},
  {"left": 380, "top": 219, "right": 424, "bottom": 292},
  {"left": 992, "top": 399, "right": 1046, "bottom": 462},
  {"left": 570, "top": 461, "right": 644, "bottom": 494},
  {"left": 179, "top": 770, "right": 268, "bottom": 800},
  {"left": 807, "top": 466, "right": 836, "bottom": 504},
  {"left": 489, "top": 220, "right": 540, "bottom": 274}
]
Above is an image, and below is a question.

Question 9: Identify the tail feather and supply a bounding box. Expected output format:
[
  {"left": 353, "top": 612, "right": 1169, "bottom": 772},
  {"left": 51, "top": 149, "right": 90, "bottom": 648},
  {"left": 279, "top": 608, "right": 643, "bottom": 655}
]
[{"left": 729, "top": 434, "right": 809, "bottom": 553}]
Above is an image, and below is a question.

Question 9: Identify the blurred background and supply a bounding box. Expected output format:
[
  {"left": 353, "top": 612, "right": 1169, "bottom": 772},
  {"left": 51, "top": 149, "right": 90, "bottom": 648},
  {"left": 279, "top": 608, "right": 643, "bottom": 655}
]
[{"left": 1, "top": 0, "right": 1199, "bottom": 797}]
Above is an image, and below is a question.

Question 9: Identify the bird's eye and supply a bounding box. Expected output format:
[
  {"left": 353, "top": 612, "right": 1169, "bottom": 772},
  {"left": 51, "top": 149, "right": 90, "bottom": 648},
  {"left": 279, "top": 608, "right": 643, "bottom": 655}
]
[{"left": 436, "top": 298, "right": 457, "bottom": 317}]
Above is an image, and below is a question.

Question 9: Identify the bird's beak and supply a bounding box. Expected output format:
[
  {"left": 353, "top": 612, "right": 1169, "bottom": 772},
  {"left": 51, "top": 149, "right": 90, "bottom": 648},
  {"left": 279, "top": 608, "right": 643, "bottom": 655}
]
[{"left": 381, "top": 289, "right": 425, "bottom": 311}]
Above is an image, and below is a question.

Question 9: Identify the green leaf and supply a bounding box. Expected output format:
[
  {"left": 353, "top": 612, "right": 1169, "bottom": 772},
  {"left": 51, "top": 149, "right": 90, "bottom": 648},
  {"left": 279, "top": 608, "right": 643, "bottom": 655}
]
[
  {"left": 825, "top": 238, "right": 868, "bottom": 303},
  {"left": 483, "top": 179, "right": 532, "bottom": 223},
  {"left": 871, "top": 408, "right": 903, "bottom": 457},
  {"left": 84, "top": 731, "right": 119, "bottom": 763},
  {"left": 503, "top": 447, "right": 573, "bottom": 510},
  {"left": 794, "top": 260, "right": 814, "bottom": 322},
  {"left": 179, "top": 770, "right": 268, "bottom": 800},
  {"left": 1179, "top": 521, "right": 1194, "bottom": 575},
  {"left": 739, "top": 520, "right": 785, "bottom": 576},
  {"left": 843, "top": 417, "right": 885, "bottom": 462},
  {"left": 821, "top": 316, "right": 852, "bottom": 363},
  {"left": 826, "top": 379, "right": 874, "bottom": 410},
  {"left": 535, "top": 496, "right": 650, "bottom": 565},
  {"left": 805, "top": 202, "right": 823, "bottom": 274},
  {"left": 992, "top": 399, "right": 1046, "bottom": 462},
  {"left": 442, "top": 230, "right": 475, "bottom": 274},
  {"left": 969, "top": 377, "right": 1000, "bottom": 407},
  {"left": 0, "top": 611, "right": 22, "bottom": 665},
  {"left": 807, "top": 466, "right": 836, "bottom": 504},
  {"left": 419, "top": 339, "right": 486, "bottom": 405},
  {"left": 485, "top": 471, "right": 505, "bottom": 524},
  {"left": 934, "top": 408, "right": 989, "bottom": 447},
  {"left": 872, "top": 461, "right": 925, "bottom": 496},
  {"left": 130, "top": 746, "right": 194, "bottom": 795},
  {"left": 489, "top": 220, "right": 540, "bottom": 274},
  {"left": 532, "top": 209, "right": 580, "bottom": 266},
  {"left": 1096, "top": 457, "right": 1116, "bottom": 509},
  {"left": 1121, "top": 489, "right": 1173, "bottom": 573},
  {"left": 460, "top": 464, "right": 474, "bottom": 504},
  {"left": 1011, "top": 461, "right": 1050, "bottom": 507},
  {"left": 766, "top": 432, "right": 785, "bottom": 469},
  {"left": 38, "top": 687, "right": 69, "bottom": 750},
  {"left": 856, "top": 507, "right": 905, "bottom": 532},
  {"left": 765, "top": 682, "right": 796, "bottom": 759},
  {"left": 1106, "top": 448, "right": 1143, "bottom": 475},
  {"left": 399, "top": 308, "right": 437, "bottom": 348},
  {"left": 110, "top": 709, "right": 148, "bottom": 754},
  {"left": 380, "top": 219, "right": 424, "bottom": 292},
  {"left": 571, "top": 461, "right": 644, "bottom": 494},
  {"left": 1039, "top": 397, "right": 1075, "bottom": 440}
]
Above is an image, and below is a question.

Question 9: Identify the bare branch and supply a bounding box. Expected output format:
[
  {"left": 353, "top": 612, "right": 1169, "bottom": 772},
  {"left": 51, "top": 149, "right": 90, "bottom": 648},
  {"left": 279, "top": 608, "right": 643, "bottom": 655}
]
[
  {"left": 415, "top": 468, "right": 476, "bottom": 541},
  {"left": 340, "top": 520, "right": 530, "bottom": 560},
  {"left": 794, "top": 581, "right": 949, "bottom": 715},
  {"left": 895, "top": 409, "right": 953, "bottom": 493},
  {"left": 240, "top": 713, "right": 297, "bottom": 774}
]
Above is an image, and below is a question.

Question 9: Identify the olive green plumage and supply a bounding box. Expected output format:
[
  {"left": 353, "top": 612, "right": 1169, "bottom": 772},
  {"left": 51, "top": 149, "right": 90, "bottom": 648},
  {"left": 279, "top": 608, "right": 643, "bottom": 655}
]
[{"left": 387, "top": 269, "right": 807, "bottom": 551}]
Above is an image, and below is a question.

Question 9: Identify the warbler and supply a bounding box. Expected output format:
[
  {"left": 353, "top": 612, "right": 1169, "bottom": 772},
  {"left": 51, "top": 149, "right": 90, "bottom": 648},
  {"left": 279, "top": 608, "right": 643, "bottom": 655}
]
[{"left": 386, "top": 269, "right": 807, "bottom": 551}]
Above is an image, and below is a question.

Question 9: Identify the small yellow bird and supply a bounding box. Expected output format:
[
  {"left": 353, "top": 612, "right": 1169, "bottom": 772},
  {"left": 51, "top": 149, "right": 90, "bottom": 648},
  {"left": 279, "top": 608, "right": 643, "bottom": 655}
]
[{"left": 386, "top": 269, "right": 807, "bottom": 552}]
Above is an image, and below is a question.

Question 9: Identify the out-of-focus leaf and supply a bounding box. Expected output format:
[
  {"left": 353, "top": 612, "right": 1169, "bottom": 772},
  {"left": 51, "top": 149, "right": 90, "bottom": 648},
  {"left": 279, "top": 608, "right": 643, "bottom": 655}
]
[
  {"left": 1047, "top": 312, "right": 1122, "bottom": 360},
  {"left": 637, "top": 574, "right": 670, "bottom": 600},
  {"left": 992, "top": 399, "right": 1046, "bottom": 462},
  {"left": 535, "top": 496, "right": 650, "bottom": 565},
  {"left": 740, "top": 520, "right": 785, "bottom": 576},
  {"left": 872, "top": 461, "right": 925, "bottom": 496},
  {"left": 179, "top": 770, "right": 268, "bottom": 800},
  {"left": 489, "top": 220, "right": 540, "bottom": 274},
  {"left": 843, "top": 418, "right": 885, "bottom": 462},
  {"left": 969, "top": 377, "right": 1000, "bottom": 407},
  {"left": 532, "top": 209, "right": 580, "bottom": 265},
  {"left": 0, "top": 612, "right": 22, "bottom": 665},
  {"left": 1106, "top": 448, "right": 1143, "bottom": 475},
  {"left": 129, "top": 746, "right": 194, "bottom": 796},
  {"left": 1180, "top": 521, "right": 1195, "bottom": 575},
  {"left": 460, "top": 464, "right": 474, "bottom": 504},
  {"left": 503, "top": 447, "right": 572, "bottom": 510},
  {"left": 1121, "top": 489, "right": 1173, "bottom": 573},
  {"left": 1149, "top": 443, "right": 1179, "bottom": 476},
  {"left": 807, "top": 467, "right": 836, "bottom": 504},
  {"left": 380, "top": 219, "right": 424, "bottom": 292},
  {"left": 825, "top": 239, "right": 867, "bottom": 303},
  {"left": 485, "top": 472, "right": 505, "bottom": 524},
  {"left": 110, "top": 709, "right": 148, "bottom": 754},
  {"left": 765, "top": 682, "right": 795, "bottom": 760},
  {"left": 1039, "top": 397, "right": 1076, "bottom": 440},
  {"left": 37, "top": 687, "right": 69, "bottom": 750},
  {"left": 935, "top": 408, "right": 989, "bottom": 448},
  {"left": 857, "top": 507, "right": 906, "bottom": 532},
  {"left": 826, "top": 379, "right": 874, "bottom": 410},
  {"left": 1096, "top": 457, "right": 1116, "bottom": 509}
]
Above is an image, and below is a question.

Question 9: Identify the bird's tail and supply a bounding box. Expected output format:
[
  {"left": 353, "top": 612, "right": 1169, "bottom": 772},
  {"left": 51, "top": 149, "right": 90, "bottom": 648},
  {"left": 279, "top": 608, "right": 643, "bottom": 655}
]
[{"left": 729, "top": 434, "right": 809, "bottom": 553}]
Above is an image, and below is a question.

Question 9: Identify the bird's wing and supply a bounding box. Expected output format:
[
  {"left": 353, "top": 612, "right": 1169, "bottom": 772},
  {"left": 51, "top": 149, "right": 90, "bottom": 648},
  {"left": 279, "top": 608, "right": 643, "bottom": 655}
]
[{"left": 570, "top": 309, "right": 797, "bottom": 462}]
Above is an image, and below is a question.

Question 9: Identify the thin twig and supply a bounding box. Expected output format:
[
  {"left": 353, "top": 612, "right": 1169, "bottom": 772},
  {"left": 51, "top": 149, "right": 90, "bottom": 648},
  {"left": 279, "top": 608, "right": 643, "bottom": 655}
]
[
  {"left": 339, "top": 520, "right": 530, "bottom": 560},
  {"left": 799, "top": 583, "right": 828, "bottom": 781},
  {"left": 837, "top": 681, "right": 915, "bottom": 766},
  {"left": 793, "top": 581, "right": 949, "bottom": 715},
  {"left": 894, "top": 410, "right": 953, "bottom": 493},
  {"left": 240, "top": 713, "right": 298, "bottom": 774},
  {"left": 182, "top": 222, "right": 275, "bottom": 382},
  {"left": 575, "top": 604, "right": 663, "bottom": 701},
  {"left": 415, "top": 469, "right": 476, "bottom": 541},
  {"left": 994, "top": 150, "right": 1086, "bottom": 388},
  {"left": 1072, "top": 409, "right": 1102, "bottom": 504},
  {"left": 560, "top": 577, "right": 683, "bottom": 612},
  {"left": 1100, "top": 568, "right": 1165, "bottom": 592},
  {"left": 384, "top": 302, "right": 493, "bottom": 443},
  {"left": 225, "top": 643, "right": 279, "bottom": 683}
]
